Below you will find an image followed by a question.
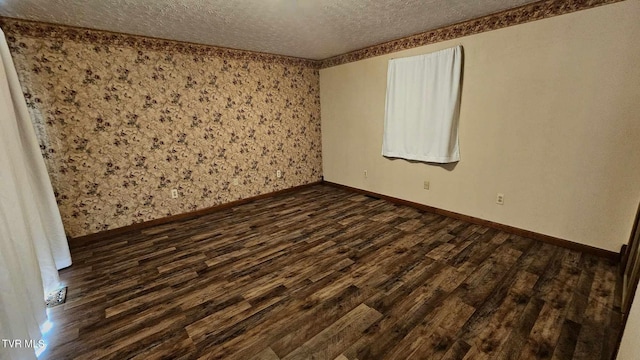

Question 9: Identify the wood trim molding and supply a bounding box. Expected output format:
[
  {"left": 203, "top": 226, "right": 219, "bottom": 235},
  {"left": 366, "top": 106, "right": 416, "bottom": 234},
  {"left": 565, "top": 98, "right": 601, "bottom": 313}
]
[
  {"left": 323, "top": 181, "right": 619, "bottom": 261},
  {"left": 70, "top": 179, "right": 620, "bottom": 262},
  {"left": 620, "top": 244, "right": 629, "bottom": 275},
  {"left": 620, "top": 201, "right": 640, "bottom": 273},
  {"left": 68, "top": 181, "right": 322, "bottom": 248}
]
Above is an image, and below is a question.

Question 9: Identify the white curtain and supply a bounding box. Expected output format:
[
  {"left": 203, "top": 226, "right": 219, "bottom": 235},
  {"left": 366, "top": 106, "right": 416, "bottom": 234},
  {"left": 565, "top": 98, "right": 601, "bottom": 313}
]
[
  {"left": 0, "top": 28, "right": 72, "bottom": 360},
  {"left": 382, "top": 45, "right": 463, "bottom": 163}
]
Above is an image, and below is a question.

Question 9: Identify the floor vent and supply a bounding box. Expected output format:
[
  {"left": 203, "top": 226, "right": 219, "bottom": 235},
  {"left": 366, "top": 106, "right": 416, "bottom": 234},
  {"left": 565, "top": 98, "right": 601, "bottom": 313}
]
[{"left": 45, "top": 287, "right": 68, "bottom": 308}]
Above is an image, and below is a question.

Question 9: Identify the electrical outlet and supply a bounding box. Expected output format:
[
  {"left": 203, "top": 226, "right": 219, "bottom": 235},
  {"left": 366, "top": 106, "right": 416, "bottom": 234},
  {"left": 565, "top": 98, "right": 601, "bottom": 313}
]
[
  {"left": 364, "top": 170, "right": 368, "bottom": 178},
  {"left": 423, "top": 180, "right": 430, "bottom": 190},
  {"left": 233, "top": 178, "right": 239, "bottom": 186},
  {"left": 496, "top": 193, "right": 504, "bottom": 205},
  {"left": 171, "top": 189, "right": 178, "bottom": 199},
  {"left": 276, "top": 170, "right": 282, "bottom": 178}
]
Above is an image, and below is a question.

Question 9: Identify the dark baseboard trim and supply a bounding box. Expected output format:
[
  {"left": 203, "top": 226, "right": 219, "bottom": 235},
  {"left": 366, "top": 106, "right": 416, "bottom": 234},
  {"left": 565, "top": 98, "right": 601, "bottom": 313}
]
[
  {"left": 68, "top": 181, "right": 323, "bottom": 248},
  {"left": 70, "top": 179, "right": 620, "bottom": 262},
  {"left": 323, "top": 181, "right": 619, "bottom": 262}
]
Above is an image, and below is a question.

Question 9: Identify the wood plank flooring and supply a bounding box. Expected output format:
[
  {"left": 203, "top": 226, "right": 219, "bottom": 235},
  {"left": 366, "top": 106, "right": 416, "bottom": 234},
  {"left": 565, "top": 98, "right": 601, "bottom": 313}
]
[{"left": 43, "top": 184, "right": 622, "bottom": 359}]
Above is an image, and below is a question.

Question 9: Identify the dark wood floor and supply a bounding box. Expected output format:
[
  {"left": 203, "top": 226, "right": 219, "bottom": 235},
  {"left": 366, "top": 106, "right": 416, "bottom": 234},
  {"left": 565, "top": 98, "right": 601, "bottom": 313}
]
[{"left": 43, "top": 184, "right": 622, "bottom": 359}]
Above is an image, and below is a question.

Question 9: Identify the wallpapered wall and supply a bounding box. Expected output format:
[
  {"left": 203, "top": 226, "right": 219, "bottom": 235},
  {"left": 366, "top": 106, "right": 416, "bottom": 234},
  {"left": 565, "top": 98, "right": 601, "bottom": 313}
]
[{"left": 1, "top": 19, "right": 322, "bottom": 238}]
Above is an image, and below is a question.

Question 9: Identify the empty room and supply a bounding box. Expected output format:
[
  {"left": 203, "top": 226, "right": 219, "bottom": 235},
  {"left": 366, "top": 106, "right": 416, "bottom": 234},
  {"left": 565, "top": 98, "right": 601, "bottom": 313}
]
[{"left": 1, "top": 0, "right": 640, "bottom": 359}]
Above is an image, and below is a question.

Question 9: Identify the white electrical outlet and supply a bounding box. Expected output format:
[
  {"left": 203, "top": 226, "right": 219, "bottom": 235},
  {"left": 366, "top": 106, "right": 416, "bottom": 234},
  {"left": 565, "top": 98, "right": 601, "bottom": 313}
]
[
  {"left": 276, "top": 170, "right": 282, "bottom": 178},
  {"left": 233, "top": 178, "right": 239, "bottom": 186},
  {"left": 364, "top": 170, "right": 368, "bottom": 178},
  {"left": 171, "top": 189, "right": 178, "bottom": 199},
  {"left": 423, "top": 180, "right": 430, "bottom": 190},
  {"left": 496, "top": 193, "right": 504, "bottom": 205}
]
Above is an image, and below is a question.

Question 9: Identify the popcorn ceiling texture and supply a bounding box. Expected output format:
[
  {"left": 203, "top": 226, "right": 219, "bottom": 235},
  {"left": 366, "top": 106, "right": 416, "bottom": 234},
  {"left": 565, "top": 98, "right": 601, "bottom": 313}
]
[{"left": 1, "top": 18, "right": 322, "bottom": 238}]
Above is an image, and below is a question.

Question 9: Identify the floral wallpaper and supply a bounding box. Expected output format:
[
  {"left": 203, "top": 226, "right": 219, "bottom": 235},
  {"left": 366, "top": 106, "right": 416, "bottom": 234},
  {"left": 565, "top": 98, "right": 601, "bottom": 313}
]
[{"left": 1, "top": 18, "right": 322, "bottom": 238}]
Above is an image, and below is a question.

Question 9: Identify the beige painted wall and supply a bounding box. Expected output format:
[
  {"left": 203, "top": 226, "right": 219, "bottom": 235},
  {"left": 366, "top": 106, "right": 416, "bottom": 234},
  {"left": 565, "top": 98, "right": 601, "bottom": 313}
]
[{"left": 320, "top": 0, "right": 640, "bottom": 252}]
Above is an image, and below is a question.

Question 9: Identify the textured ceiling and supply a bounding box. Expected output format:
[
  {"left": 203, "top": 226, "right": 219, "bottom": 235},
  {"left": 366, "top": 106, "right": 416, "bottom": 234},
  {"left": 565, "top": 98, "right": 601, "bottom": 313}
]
[{"left": 0, "top": 0, "right": 540, "bottom": 60}]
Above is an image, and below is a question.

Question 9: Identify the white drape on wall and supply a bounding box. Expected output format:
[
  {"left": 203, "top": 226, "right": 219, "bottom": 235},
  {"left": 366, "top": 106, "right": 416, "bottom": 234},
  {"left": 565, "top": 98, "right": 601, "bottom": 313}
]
[
  {"left": 382, "top": 45, "right": 463, "bottom": 163},
  {"left": 0, "top": 28, "right": 72, "bottom": 360}
]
